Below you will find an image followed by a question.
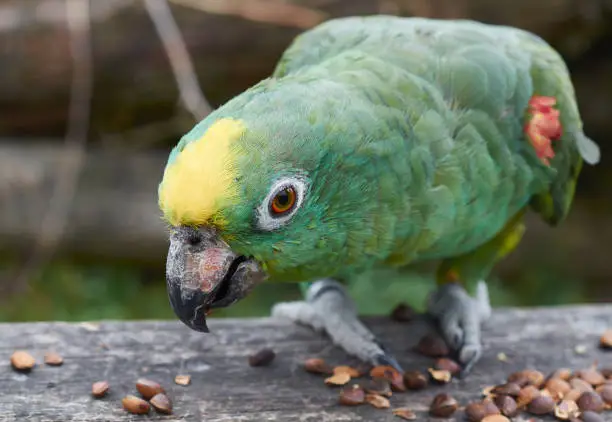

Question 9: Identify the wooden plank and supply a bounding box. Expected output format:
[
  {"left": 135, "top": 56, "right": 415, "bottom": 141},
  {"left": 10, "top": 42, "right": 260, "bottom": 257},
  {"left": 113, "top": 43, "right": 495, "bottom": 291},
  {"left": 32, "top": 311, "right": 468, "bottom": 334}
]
[{"left": 0, "top": 305, "right": 611, "bottom": 421}]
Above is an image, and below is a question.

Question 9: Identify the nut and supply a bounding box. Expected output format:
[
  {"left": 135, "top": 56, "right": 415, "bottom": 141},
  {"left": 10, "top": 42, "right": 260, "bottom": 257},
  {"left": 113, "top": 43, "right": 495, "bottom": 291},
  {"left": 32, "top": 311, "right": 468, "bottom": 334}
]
[
  {"left": 581, "top": 410, "right": 605, "bottom": 422},
  {"left": 303, "top": 358, "right": 332, "bottom": 374},
  {"left": 550, "top": 368, "right": 573, "bottom": 381},
  {"left": 333, "top": 366, "right": 361, "bottom": 378},
  {"left": 526, "top": 395, "right": 555, "bottom": 415},
  {"left": 363, "top": 378, "right": 392, "bottom": 397},
  {"left": 325, "top": 372, "right": 351, "bottom": 386},
  {"left": 91, "top": 381, "right": 109, "bottom": 398},
  {"left": 554, "top": 399, "right": 579, "bottom": 420},
  {"left": 564, "top": 389, "right": 583, "bottom": 402},
  {"left": 390, "top": 303, "right": 415, "bottom": 322},
  {"left": 491, "top": 382, "right": 521, "bottom": 397},
  {"left": 416, "top": 333, "right": 449, "bottom": 357},
  {"left": 434, "top": 358, "right": 461, "bottom": 376},
  {"left": 338, "top": 384, "right": 365, "bottom": 406},
  {"left": 508, "top": 369, "right": 544, "bottom": 387},
  {"left": 135, "top": 378, "right": 165, "bottom": 400},
  {"left": 366, "top": 393, "right": 390, "bottom": 409},
  {"left": 493, "top": 395, "right": 517, "bottom": 417},
  {"left": 370, "top": 366, "right": 405, "bottom": 391},
  {"left": 599, "top": 367, "right": 612, "bottom": 378},
  {"left": 570, "top": 377, "right": 594, "bottom": 392},
  {"left": 403, "top": 370, "right": 428, "bottom": 390},
  {"left": 599, "top": 329, "right": 612, "bottom": 349},
  {"left": 10, "top": 351, "right": 36, "bottom": 371},
  {"left": 545, "top": 378, "right": 571, "bottom": 398},
  {"left": 392, "top": 407, "right": 416, "bottom": 420},
  {"left": 464, "top": 401, "right": 499, "bottom": 422},
  {"left": 150, "top": 393, "right": 173, "bottom": 415},
  {"left": 578, "top": 368, "right": 606, "bottom": 386},
  {"left": 516, "top": 385, "right": 541, "bottom": 407},
  {"left": 429, "top": 393, "right": 458, "bottom": 418},
  {"left": 481, "top": 416, "right": 510, "bottom": 422},
  {"left": 577, "top": 391, "right": 605, "bottom": 413},
  {"left": 248, "top": 348, "right": 276, "bottom": 367},
  {"left": 44, "top": 352, "right": 63, "bottom": 366},
  {"left": 428, "top": 368, "right": 452, "bottom": 384},
  {"left": 174, "top": 374, "right": 191, "bottom": 386},
  {"left": 597, "top": 384, "right": 612, "bottom": 404},
  {"left": 122, "top": 395, "right": 150, "bottom": 415}
]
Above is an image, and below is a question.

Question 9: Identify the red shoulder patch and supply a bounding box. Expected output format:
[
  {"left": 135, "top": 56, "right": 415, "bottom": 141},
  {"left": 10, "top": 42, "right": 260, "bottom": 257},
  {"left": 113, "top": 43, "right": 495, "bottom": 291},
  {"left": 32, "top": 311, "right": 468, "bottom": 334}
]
[{"left": 524, "top": 95, "right": 563, "bottom": 166}]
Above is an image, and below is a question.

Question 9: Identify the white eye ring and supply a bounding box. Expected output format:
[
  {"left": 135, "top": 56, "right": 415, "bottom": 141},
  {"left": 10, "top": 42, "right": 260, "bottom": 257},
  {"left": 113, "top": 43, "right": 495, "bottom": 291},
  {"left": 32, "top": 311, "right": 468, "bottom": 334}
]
[{"left": 256, "top": 176, "right": 308, "bottom": 231}]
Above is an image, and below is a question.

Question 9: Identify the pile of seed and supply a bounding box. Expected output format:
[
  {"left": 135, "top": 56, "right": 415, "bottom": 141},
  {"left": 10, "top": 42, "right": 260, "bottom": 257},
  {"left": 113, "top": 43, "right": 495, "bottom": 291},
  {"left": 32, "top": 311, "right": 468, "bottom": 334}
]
[{"left": 92, "top": 378, "right": 180, "bottom": 415}]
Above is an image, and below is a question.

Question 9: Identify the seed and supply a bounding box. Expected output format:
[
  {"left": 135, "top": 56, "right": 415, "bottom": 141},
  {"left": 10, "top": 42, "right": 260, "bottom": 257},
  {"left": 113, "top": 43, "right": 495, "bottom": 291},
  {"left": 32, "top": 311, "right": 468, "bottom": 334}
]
[
  {"left": 577, "top": 391, "right": 605, "bottom": 413},
  {"left": 325, "top": 372, "right": 351, "bottom": 386},
  {"left": 135, "top": 378, "right": 164, "bottom": 400},
  {"left": 363, "top": 378, "right": 392, "bottom": 397},
  {"left": 516, "top": 385, "right": 541, "bottom": 407},
  {"left": 366, "top": 393, "right": 390, "bottom": 409},
  {"left": 600, "top": 367, "right": 612, "bottom": 378},
  {"left": 303, "top": 358, "right": 332, "bottom": 374},
  {"left": 403, "top": 370, "right": 428, "bottom": 390},
  {"left": 491, "top": 382, "right": 521, "bottom": 397},
  {"left": 599, "top": 330, "right": 612, "bottom": 349},
  {"left": 493, "top": 395, "right": 517, "bottom": 417},
  {"left": 508, "top": 369, "right": 544, "bottom": 387},
  {"left": 526, "top": 395, "right": 555, "bottom": 415},
  {"left": 581, "top": 410, "right": 606, "bottom": 422},
  {"left": 570, "top": 377, "right": 594, "bottom": 392},
  {"left": 150, "top": 393, "right": 172, "bottom": 415},
  {"left": 429, "top": 393, "right": 458, "bottom": 418},
  {"left": 482, "top": 416, "right": 510, "bottom": 422},
  {"left": 551, "top": 368, "right": 573, "bottom": 381},
  {"left": 416, "top": 333, "right": 449, "bottom": 357},
  {"left": 338, "top": 384, "right": 365, "bottom": 406},
  {"left": 545, "top": 378, "right": 571, "bottom": 398},
  {"left": 565, "top": 389, "right": 583, "bottom": 402},
  {"left": 174, "top": 374, "right": 191, "bottom": 386},
  {"left": 44, "top": 352, "right": 63, "bottom": 366},
  {"left": 10, "top": 351, "right": 35, "bottom": 371},
  {"left": 482, "top": 399, "right": 500, "bottom": 415},
  {"left": 91, "top": 381, "right": 109, "bottom": 398},
  {"left": 578, "top": 368, "right": 606, "bottom": 386},
  {"left": 554, "top": 399, "right": 579, "bottom": 420},
  {"left": 390, "top": 303, "right": 415, "bottom": 322},
  {"left": 333, "top": 365, "right": 361, "bottom": 378},
  {"left": 370, "top": 366, "right": 405, "bottom": 391},
  {"left": 122, "top": 395, "right": 150, "bottom": 415},
  {"left": 428, "top": 368, "right": 452, "bottom": 384},
  {"left": 506, "top": 371, "right": 529, "bottom": 387},
  {"left": 597, "top": 384, "right": 612, "bottom": 404},
  {"left": 496, "top": 352, "right": 508, "bottom": 362},
  {"left": 248, "top": 348, "right": 275, "bottom": 367},
  {"left": 464, "top": 401, "right": 499, "bottom": 422},
  {"left": 393, "top": 407, "right": 416, "bottom": 420},
  {"left": 434, "top": 358, "right": 461, "bottom": 376}
]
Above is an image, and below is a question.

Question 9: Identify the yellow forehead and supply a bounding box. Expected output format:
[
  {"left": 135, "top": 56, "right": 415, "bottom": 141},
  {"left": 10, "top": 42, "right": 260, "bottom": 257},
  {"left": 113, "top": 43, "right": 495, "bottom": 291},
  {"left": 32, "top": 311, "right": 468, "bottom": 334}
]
[{"left": 158, "top": 118, "right": 246, "bottom": 227}]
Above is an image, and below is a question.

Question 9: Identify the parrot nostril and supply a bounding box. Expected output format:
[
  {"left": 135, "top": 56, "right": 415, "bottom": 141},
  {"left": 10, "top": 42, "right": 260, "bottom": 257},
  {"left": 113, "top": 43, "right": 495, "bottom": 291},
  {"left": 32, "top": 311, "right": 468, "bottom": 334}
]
[{"left": 186, "top": 230, "right": 203, "bottom": 246}]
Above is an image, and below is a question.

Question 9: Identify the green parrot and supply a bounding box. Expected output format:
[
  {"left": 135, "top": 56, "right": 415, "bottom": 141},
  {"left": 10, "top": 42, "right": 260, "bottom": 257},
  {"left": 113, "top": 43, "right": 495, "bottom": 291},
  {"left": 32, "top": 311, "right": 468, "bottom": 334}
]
[{"left": 158, "top": 16, "right": 600, "bottom": 374}]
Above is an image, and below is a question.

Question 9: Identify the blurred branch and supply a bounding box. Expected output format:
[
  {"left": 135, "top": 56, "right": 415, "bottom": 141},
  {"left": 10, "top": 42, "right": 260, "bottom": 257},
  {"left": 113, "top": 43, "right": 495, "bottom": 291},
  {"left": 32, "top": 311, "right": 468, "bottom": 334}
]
[
  {"left": 168, "top": 0, "right": 327, "bottom": 29},
  {"left": 9, "top": 0, "right": 92, "bottom": 292},
  {"left": 144, "top": 0, "right": 213, "bottom": 120}
]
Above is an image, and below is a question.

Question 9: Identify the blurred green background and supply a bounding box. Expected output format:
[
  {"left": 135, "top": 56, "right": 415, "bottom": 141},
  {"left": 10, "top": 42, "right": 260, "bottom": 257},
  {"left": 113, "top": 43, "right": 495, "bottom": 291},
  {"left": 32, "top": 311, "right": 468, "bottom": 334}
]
[{"left": 0, "top": 0, "right": 610, "bottom": 323}]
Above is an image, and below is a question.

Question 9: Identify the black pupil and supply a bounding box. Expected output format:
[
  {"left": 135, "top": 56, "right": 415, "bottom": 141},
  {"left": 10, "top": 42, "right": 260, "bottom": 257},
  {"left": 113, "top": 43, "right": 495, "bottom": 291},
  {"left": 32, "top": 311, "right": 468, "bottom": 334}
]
[{"left": 276, "top": 189, "right": 291, "bottom": 207}]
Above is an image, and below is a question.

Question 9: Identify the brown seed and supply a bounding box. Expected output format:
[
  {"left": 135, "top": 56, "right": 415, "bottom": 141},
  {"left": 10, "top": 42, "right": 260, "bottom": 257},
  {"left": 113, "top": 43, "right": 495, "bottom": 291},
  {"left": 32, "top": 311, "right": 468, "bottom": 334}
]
[
  {"left": 428, "top": 368, "right": 452, "bottom": 384},
  {"left": 303, "top": 358, "right": 332, "bottom": 374},
  {"left": 390, "top": 303, "right": 415, "bottom": 322},
  {"left": 248, "top": 348, "right": 275, "bottom": 367},
  {"left": 527, "top": 395, "right": 555, "bottom": 415},
  {"left": 122, "top": 395, "right": 150, "bottom": 415},
  {"left": 44, "top": 352, "right": 63, "bottom": 366},
  {"left": 482, "top": 399, "right": 500, "bottom": 415},
  {"left": 581, "top": 410, "right": 606, "bottom": 422},
  {"left": 545, "top": 378, "right": 571, "bottom": 398},
  {"left": 481, "top": 416, "right": 510, "bottom": 422},
  {"left": 135, "top": 378, "right": 165, "bottom": 400},
  {"left": 597, "top": 384, "right": 612, "bottom": 404},
  {"left": 551, "top": 368, "right": 573, "bottom": 381},
  {"left": 325, "top": 372, "right": 351, "bottom": 386},
  {"left": 393, "top": 407, "right": 417, "bottom": 420},
  {"left": 554, "top": 399, "right": 579, "bottom": 420},
  {"left": 599, "top": 329, "right": 612, "bottom": 349},
  {"left": 578, "top": 368, "right": 606, "bottom": 386},
  {"left": 366, "top": 393, "right": 390, "bottom": 409},
  {"left": 149, "top": 393, "right": 172, "bottom": 415},
  {"left": 363, "top": 378, "right": 392, "bottom": 397},
  {"left": 416, "top": 333, "right": 450, "bottom": 357},
  {"left": 434, "top": 358, "right": 461, "bottom": 376},
  {"left": 577, "top": 391, "right": 605, "bottom": 413},
  {"left": 370, "top": 366, "right": 405, "bottom": 391},
  {"left": 508, "top": 369, "right": 544, "bottom": 387},
  {"left": 506, "top": 371, "right": 529, "bottom": 387},
  {"left": 517, "top": 385, "right": 541, "bottom": 407},
  {"left": 333, "top": 365, "right": 361, "bottom": 378},
  {"left": 429, "top": 393, "right": 458, "bottom": 418},
  {"left": 493, "top": 395, "right": 518, "bottom": 417},
  {"left": 10, "top": 351, "right": 35, "bottom": 371},
  {"left": 91, "top": 381, "right": 109, "bottom": 398},
  {"left": 338, "top": 384, "right": 365, "bottom": 406},
  {"left": 174, "top": 374, "right": 191, "bottom": 386},
  {"left": 464, "top": 401, "right": 499, "bottom": 422},
  {"left": 491, "top": 382, "right": 521, "bottom": 397},
  {"left": 600, "top": 367, "right": 612, "bottom": 378},
  {"left": 565, "top": 389, "right": 583, "bottom": 402},
  {"left": 403, "top": 370, "right": 428, "bottom": 390},
  {"left": 570, "top": 377, "right": 594, "bottom": 392}
]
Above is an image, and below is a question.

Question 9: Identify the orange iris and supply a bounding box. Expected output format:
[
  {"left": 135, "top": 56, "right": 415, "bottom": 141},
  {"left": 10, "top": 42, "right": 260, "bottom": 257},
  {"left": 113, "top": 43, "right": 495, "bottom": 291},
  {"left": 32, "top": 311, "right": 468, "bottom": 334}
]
[{"left": 271, "top": 186, "right": 297, "bottom": 215}]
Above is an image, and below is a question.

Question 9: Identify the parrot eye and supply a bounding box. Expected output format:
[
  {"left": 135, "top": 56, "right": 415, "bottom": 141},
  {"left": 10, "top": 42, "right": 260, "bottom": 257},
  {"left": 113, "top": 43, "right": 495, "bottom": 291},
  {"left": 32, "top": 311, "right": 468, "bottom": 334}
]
[{"left": 256, "top": 176, "right": 308, "bottom": 231}]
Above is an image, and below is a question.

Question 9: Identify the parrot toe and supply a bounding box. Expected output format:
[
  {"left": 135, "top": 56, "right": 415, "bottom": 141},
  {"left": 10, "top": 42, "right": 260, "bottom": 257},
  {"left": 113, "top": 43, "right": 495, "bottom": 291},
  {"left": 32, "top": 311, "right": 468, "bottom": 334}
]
[
  {"left": 427, "top": 281, "right": 490, "bottom": 375},
  {"left": 271, "top": 279, "right": 402, "bottom": 371}
]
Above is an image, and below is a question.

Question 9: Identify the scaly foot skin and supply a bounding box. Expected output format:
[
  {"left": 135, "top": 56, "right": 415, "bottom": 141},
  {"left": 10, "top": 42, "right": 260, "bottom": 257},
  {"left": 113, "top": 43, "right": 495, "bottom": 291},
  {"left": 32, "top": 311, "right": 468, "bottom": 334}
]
[
  {"left": 427, "top": 281, "right": 492, "bottom": 376},
  {"left": 271, "top": 279, "right": 403, "bottom": 372}
]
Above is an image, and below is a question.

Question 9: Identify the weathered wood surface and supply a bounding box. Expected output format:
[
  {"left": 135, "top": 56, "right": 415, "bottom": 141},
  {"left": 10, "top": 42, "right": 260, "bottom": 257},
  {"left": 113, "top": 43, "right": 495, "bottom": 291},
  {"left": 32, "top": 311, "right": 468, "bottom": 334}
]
[{"left": 1, "top": 305, "right": 612, "bottom": 421}]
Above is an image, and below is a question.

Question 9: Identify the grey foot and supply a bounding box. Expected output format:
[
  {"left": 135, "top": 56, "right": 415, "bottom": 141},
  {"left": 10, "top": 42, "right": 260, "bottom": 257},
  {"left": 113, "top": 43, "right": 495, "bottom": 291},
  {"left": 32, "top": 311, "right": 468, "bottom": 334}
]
[
  {"left": 427, "top": 281, "right": 491, "bottom": 375},
  {"left": 271, "top": 279, "right": 403, "bottom": 371}
]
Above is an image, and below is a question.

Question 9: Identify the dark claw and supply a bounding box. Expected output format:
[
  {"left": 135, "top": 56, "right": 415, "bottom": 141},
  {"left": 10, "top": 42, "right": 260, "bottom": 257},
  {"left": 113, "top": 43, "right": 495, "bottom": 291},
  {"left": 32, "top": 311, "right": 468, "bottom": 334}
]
[
  {"left": 374, "top": 353, "right": 404, "bottom": 373},
  {"left": 457, "top": 349, "right": 481, "bottom": 378}
]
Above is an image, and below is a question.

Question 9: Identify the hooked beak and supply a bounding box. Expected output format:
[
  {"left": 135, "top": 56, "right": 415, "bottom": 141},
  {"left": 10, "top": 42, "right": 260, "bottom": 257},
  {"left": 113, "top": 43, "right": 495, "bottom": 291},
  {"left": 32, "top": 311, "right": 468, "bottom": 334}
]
[{"left": 165, "top": 226, "right": 266, "bottom": 333}]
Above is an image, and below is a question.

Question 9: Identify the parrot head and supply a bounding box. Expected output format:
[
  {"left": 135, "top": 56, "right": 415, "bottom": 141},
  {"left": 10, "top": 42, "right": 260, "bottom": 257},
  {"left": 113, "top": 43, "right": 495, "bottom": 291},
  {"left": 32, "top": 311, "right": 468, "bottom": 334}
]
[{"left": 158, "top": 79, "right": 393, "bottom": 332}]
